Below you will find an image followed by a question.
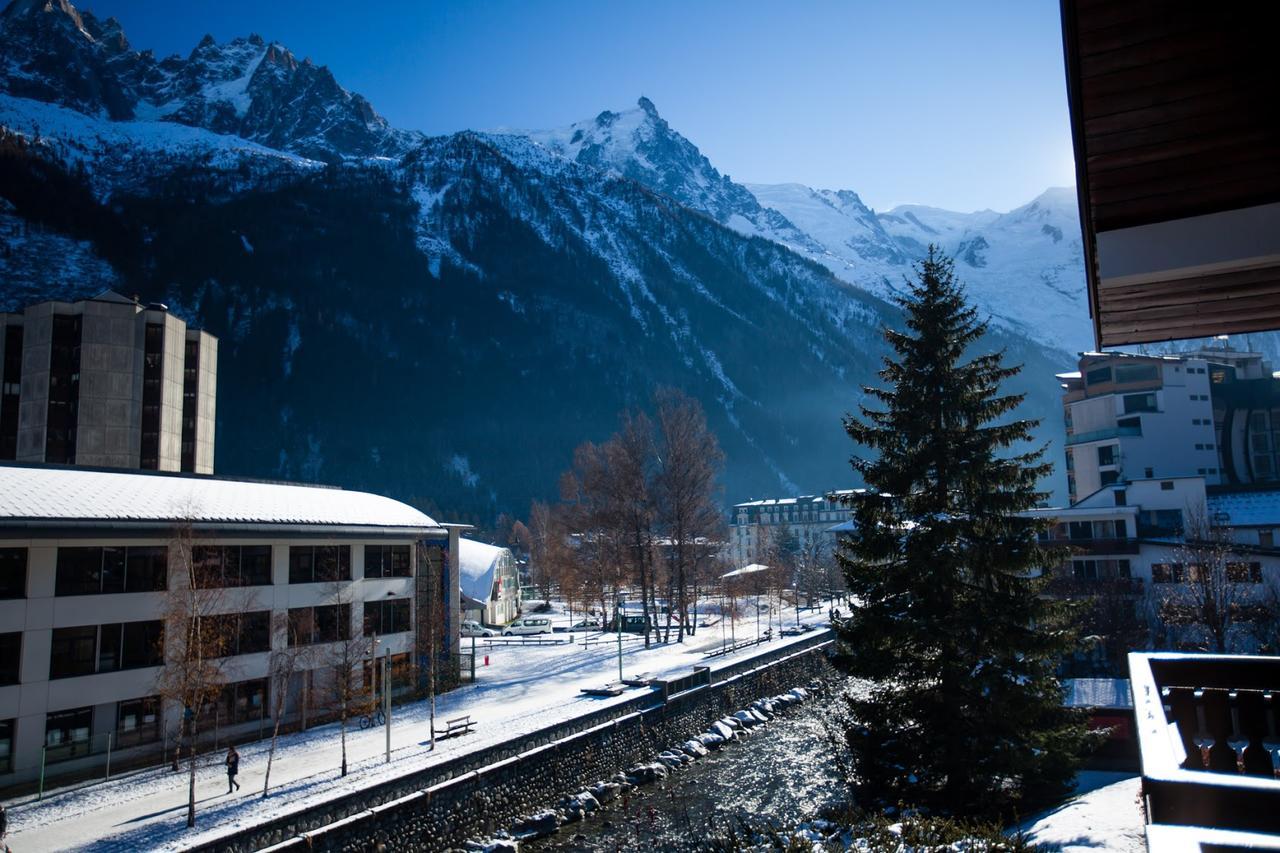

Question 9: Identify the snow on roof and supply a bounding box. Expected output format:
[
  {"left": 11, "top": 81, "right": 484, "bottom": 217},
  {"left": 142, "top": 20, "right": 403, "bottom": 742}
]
[
  {"left": 458, "top": 537, "right": 509, "bottom": 601},
  {"left": 1063, "top": 678, "right": 1133, "bottom": 709},
  {"left": 722, "top": 563, "right": 770, "bottom": 578},
  {"left": 0, "top": 465, "right": 439, "bottom": 530},
  {"left": 1207, "top": 489, "right": 1280, "bottom": 528}
]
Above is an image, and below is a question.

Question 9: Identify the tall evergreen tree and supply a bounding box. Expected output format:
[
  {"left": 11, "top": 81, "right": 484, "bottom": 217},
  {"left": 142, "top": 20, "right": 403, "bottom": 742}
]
[{"left": 834, "top": 247, "right": 1092, "bottom": 818}]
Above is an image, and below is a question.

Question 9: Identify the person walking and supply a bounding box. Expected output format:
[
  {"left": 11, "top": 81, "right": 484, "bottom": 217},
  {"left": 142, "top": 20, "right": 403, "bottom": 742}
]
[{"left": 225, "top": 745, "right": 240, "bottom": 793}]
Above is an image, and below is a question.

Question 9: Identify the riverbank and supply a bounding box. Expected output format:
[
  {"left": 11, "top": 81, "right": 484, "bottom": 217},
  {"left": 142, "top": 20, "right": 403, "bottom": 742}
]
[{"left": 5, "top": 609, "right": 832, "bottom": 852}]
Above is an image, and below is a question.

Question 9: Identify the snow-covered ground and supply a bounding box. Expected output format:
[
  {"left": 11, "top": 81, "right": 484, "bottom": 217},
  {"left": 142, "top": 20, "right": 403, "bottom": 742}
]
[
  {"left": 1018, "top": 771, "right": 1145, "bottom": 852},
  {"left": 4, "top": 603, "right": 833, "bottom": 852}
]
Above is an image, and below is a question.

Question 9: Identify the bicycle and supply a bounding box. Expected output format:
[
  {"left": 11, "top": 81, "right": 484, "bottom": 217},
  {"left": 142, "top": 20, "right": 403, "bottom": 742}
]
[{"left": 359, "top": 708, "right": 386, "bottom": 729}]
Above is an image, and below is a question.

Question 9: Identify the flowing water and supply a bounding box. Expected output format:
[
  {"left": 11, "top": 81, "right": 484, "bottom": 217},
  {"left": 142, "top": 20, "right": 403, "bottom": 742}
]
[{"left": 527, "top": 696, "right": 843, "bottom": 852}]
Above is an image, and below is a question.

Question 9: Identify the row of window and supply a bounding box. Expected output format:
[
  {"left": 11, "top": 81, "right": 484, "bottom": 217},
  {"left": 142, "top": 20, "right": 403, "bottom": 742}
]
[
  {"left": 1085, "top": 363, "right": 1160, "bottom": 386},
  {"left": 49, "top": 621, "right": 164, "bottom": 680},
  {"left": 1151, "top": 562, "right": 1263, "bottom": 584},
  {"left": 0, "top": 598, "right": 415, "bottom": 686},
  {"left": 0, "top": 544, "right": 415, "bottom": 599},
  {"left": 37, "top": 678, "right": 269, "bottom": 766},
  {"left": 286, "top": 599, "right": 414, "bottom": 646},
  {"left": 1072, "top": 558, "right": 1131, "bottom": 580}
]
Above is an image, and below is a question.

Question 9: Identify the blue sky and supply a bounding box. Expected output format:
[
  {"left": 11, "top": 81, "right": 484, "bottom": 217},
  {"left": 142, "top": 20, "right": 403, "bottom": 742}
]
[{"left": 87, "top": 0, "right": 1076, "bottom": 213}]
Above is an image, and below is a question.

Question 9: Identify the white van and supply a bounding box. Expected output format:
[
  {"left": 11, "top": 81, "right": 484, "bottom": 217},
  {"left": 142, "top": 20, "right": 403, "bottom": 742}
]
[{"left": 503, "top": 616, "right": 553, "bottom": 636}]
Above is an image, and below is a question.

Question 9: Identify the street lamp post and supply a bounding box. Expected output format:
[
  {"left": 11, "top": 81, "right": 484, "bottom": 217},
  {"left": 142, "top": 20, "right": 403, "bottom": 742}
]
[{"left": 616, "top": 593, "right": 624, "bottom": 684}]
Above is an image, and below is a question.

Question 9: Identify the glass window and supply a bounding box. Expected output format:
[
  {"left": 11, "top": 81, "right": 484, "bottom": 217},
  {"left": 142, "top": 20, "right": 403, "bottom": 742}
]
[
  {"left": 56, "top": 548, "right": 102, "bottom": 596},
  {"left": 1117, "top": 416, "right": 1142, "bottom": 433},
  {"left": 44, "top": 706, "right": 92, "bottom": 761},
  {"left": 287, "top": 607, "right": 314, "bottom": 646},
  {"left": 0, "top": 718, "right": 13, "bottom": 772},
  {"left": 1115, "top": 363, "right": 1158, "bottom": 383},
  {"left": 315, "top": 603, "right": 349, "bottom": 643},
  {"left": 100, "top": 547, "right": 126, "bottom": 594},
  {"left": 289, "top": 545, "right": 353, "bottom": 584},
  {"left": 57, "top": 546, "right": 166, "bottom": 595},
  {"left": 238, "top": 611, "right": 271, "bottom": 655},
  {"left": 1227, "top": 562, "right": 1263, "bottom": 584},
  {"left": 315, "top": 547, "right": 350, "bottom": 584},
  {"left": 125, "top": 546, "right": 167, "bottom": 592},
  {"left": 1100, "top": 470, "right": 1119, "bottom": 486},
  {"left": 0, "top": 548, "right": 26, "bottom": 598},
  {"left": 1260, "top": 530, "right": 1274, "bottom": 548},
  {"left": 97, "top": 623, "right": 122, "bottom": 673},
  {"left": 196, "top": 545, "right": 271, "bottom": 587},
  {"left": 116, "top": 696, "right": 161, "bottom": 748},
  {"left": 288, "top": 547, "right": 314, "bottom": 584},
  {"left": 0, "top": 632, "right": 19, "bottom": 685},
  {"left": 1085, "top": 366, "right": 1112, "bottom": 385},
  {"left": 365, "top": 544, "right": 412, "bottom": 578},
  {"left": 50, "top": 626, "right": 97, "bottom": 679},
  {"left": 365, "top": 599, "right": 412, "bottom": 636},
  {"left": 120, "top": 621, "right": 163, "bottom": 669},
  {"left": 1123, "top": 393, "right": 1158, "bottom": 414},
  {"left": 242, "top": 546, "right": 272, "bottom": 586},
  {"left": 1097, "top": 445, "right": 1116, "bottom": 466}
]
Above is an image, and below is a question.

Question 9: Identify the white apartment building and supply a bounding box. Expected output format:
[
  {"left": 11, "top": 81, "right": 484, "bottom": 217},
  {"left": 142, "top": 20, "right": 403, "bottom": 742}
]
[
  {"left": 1061, "top": 348, "right": 1280, "bottom": 504},
  {"left": 728, "top": 491, "right": 852, "bottom": 567},
  {"left": 1040, "top": 347, "right": 1280, "bottom": 661},
  {"left": 0, "top": 464, "right": 461, "bottom": 786}
]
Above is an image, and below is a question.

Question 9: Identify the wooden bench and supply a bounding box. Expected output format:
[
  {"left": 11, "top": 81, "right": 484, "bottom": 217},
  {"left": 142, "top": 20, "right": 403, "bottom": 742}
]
[{"left": 434, "top": 715, "right": 473, "bottom": 739}]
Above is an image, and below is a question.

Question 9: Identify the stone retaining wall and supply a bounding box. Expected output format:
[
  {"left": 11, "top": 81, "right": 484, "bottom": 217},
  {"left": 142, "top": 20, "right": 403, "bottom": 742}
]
[{"left": 195, "top": 632, "right": 834, "bottom": 852}]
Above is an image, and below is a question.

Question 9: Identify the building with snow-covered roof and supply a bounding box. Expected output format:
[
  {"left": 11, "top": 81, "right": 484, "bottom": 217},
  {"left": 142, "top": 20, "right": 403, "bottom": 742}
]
[
  {"left": 728, "top": 491, "right": 852, "bottom": 567},
  {"left": 0, "top": 290, "right": 217, "bottom": 474},
  {"left": 0, "top": 463, "right": 461, "bottom": 786},
  {"left": 458, "top": 537, "right": 519, "bottom": 625}
]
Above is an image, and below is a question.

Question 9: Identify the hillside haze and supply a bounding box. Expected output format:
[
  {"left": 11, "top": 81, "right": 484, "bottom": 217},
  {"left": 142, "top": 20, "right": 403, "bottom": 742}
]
[{"left": 0, "top": 0, "right": 1074, "bottom": 521}]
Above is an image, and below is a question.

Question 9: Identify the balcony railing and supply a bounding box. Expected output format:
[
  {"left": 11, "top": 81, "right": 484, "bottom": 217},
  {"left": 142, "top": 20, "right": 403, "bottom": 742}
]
[
  {"left": 1065, "top": 424, "right": 1143, "bottom": 446},
  {"left": 1044, "top": 537, "right": 1141, "bottom": 555}
]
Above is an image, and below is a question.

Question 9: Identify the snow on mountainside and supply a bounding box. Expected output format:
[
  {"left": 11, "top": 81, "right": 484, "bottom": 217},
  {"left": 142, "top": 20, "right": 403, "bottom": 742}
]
[
  {"left": 522, "top": 96, "right": 1090, "bottom": 355},
  {"left": 0, "top": 0, "right": 1075, "bottom": 513},
  {"left": 523, "top": 97, "right": 824, "bottom": 255},
  {"left": 0, "top": 0, "right": 415, "bottom": 161},
  {"left": 749, "top": 182, "right": 1091, "bottom": 353}
]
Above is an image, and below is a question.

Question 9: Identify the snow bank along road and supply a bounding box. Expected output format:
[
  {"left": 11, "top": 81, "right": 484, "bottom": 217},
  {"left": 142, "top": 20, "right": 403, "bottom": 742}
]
[{"left": 6, "top": 607, "right": 833, "bottom": 851}]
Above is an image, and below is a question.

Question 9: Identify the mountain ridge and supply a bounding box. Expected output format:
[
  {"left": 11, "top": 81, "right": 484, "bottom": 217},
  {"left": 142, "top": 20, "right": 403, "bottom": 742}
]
[{"left": 0, "top": 0, "right": 1074, "bottom": 519}]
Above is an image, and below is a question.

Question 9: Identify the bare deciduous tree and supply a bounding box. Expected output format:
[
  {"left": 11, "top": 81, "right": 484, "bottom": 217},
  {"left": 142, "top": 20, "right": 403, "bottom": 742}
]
[
  {"left": 652, "top": 388, "right": 725, "bottom": 642},
  {"left": 262, "top": 626, "right": 306, "bottom": 796},
  {"left": 1156, "top": 511, "right": 1260, "bottom": 653},
  {"left": 154, "top": 517, "right": 232, "bottom": 829}
]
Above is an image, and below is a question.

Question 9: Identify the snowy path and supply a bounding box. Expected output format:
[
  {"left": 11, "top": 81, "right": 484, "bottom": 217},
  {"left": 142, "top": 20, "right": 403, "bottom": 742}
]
[
  {"left": 6, "top": 607, "right": 832, "bottom": 852},
  {"left": 1018, "top": 771, "right": 1145, "bottom": 852}
]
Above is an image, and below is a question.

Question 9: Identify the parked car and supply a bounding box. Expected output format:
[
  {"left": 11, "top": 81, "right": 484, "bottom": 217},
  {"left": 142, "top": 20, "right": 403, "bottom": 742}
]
[
  {"left": 503, "top": 616, "right": 553, "bottom": 636},
  {"left": 460, "top": 620, "right": 495, "bottom": 638},
  {"left": 570, "top": 617, "right": 602, "bottom": 630}
]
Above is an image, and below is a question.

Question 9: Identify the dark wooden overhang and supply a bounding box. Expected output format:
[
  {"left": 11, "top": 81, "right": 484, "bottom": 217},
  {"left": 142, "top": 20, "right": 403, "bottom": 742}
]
[{"left": 1061, "top": 0, "right": 1280, "bottom": 347}]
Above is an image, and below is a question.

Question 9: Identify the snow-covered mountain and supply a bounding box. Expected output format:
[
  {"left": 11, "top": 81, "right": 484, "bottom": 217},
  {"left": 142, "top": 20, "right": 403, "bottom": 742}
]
[
  {"left": 0, "top": 0, "right": 415, "bottom": 161},
  {"left": 516, "top": 97, "right": 1089, "bottom": 354},
  {"left": 745, "top": 183, "right": 1089, "bottom": 352},
  {"left": 0, "top": 0, "right": 1073, "bottom": 516}
]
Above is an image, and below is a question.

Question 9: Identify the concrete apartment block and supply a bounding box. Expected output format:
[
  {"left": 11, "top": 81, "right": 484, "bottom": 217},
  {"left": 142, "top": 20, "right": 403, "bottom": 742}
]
[{"left": 0, "top": 291, "right": 218, "bottom": 473}]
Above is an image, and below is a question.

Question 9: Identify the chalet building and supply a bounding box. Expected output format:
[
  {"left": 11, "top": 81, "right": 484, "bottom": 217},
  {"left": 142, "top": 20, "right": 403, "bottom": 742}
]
[
  {"left": 0, "top": 290, "right": 217, "bottom": 473},
  {"left": 0, "top": 463, "right": 461, "bottom": 786},
  {"left": 458, "top": 537, "right": 520, "bottom": 626}
]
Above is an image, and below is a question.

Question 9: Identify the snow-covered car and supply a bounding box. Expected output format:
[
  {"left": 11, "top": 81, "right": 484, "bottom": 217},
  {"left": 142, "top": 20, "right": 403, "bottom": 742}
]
[
  {"left": 460, "top": 620, "right": 496, "bottom": 638},
  {"left": 570, "top": 618, "right": 602, "bottom": 630},
  {"left": 503, "top": 616, "right": 553, "bottom": 636}
]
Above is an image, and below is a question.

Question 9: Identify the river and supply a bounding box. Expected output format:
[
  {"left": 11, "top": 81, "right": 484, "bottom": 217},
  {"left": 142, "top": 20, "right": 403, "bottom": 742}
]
[{"left": 526, "top": 695, "right": 843, "bottom": 852}]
